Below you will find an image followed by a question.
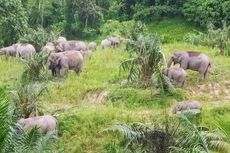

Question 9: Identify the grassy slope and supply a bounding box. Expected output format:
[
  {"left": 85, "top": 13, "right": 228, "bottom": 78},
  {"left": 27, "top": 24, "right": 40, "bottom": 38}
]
[
  {"left": 147, "top": 17, "right": 202, "bottom": 42},
  {"left": 1, "top": 18, "right": 230, "bottom": 152}
]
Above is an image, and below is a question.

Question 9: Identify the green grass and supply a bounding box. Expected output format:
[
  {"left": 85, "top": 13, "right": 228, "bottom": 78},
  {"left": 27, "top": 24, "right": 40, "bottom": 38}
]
[
  {"left": 1, "top": 18, "right": 230, "bottom": 153},
  {"left": 146, "top": 18, "right": 202, "bottom": 43}
]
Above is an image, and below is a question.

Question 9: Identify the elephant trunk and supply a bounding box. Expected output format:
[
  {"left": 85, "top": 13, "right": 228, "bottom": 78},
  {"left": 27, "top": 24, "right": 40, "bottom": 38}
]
[{"left": 167, "top": 57, "right": 173, "bottom": 68}]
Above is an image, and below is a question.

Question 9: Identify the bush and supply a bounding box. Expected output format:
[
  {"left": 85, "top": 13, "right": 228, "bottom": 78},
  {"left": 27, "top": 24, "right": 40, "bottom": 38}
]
[
  {"left": 182, "top": 0, "right": 229, "bottom": 27},
  {"left": 121, "top": 32, "right": 165, "bottom": 87},
  {"left": 133, "top": 5, "right": 180, "bottom": 22},
  {"left": 184, "top": 22, "right": 230, "bottom": 56},
  {"left": 0, "top": 0, "right": 29, "bottom": 45},
  {"left": 12, "top": 82, "right": 48, "bottom": 118},
  {"left": 100, "top": 20, "right": 134, "bottom": 37},
  {"left": 21, "top": 51, "right": 50, "bottom": 82},
  {"left": 20, "top": 27, "right": 57, "bottom": 51}
]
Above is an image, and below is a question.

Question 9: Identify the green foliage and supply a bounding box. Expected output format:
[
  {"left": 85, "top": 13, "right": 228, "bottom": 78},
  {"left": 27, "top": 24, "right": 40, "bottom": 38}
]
[
  {"left": 0, "top": 0, "right": 29, "bottom": 45},
  {"left": 134, "top": 5, "right": 179, "bottom": 22},
  {"left": 121, "top": 32, "right": 165, "bottom": 87},
  {"left": 21, "top": 51, "right": 50, "bottom": 82},
  {"left": 100, "top": 20, "right": 134, "bottom": 37},
  {"left": 12, "top": 82, "right": 48, "bottom": 118},
  {"left": 182, "top": 0, "right": 230, "bottom": 27},
  {"left": 65, "top": 0, "right": 103, "bottom": 39},
  {"left": 0, "top": 87, "right": 56, "bottom": 153},
  {"left": 20, "top": 27, "right": 57, "bottom": 51},
  {"left": 146, "top": 18, "right": 202, "bottom": 43},
  {"left": 107, "top": 111, "right": 230, "bottom": 153},
  {"left": 185, "top": 22, "right": 230, "bottom": 56}
]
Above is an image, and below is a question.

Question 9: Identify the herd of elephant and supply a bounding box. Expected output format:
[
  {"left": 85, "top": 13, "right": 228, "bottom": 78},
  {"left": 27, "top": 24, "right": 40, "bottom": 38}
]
[
  {"left": 0, "top": 36, "right": 121, "bottom": 134},
  {"left": 164, "top": 51, "right": 211, "bottom": 87},
  {"left": 0, "top": 36, "right": 211, "bottom": 134},
  {"left": 0, "top": 36, "right": 121, "bottom": 77}
]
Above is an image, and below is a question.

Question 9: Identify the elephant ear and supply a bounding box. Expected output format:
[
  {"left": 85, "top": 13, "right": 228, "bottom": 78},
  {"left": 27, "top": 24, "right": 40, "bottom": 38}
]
[{"left": 178, "top": 54, "right": 189, "bottom": 69}]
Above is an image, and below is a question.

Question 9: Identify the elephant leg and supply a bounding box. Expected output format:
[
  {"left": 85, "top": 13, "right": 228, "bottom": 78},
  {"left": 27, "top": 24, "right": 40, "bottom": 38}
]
[
  {"left": 60, "top": 68, "right": 68, "bottom": 77},
  {"left": 180, "top": 78, "right": 186, "bottom": 87},
  {"left": 74, "top": 66, "right": 82, "bottom": 75}
]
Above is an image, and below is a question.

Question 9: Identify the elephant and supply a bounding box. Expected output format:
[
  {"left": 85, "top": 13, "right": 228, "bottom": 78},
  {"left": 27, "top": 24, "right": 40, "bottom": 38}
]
[
  {"left": 15, "top": 43, "right": 36, "bottom": 59},
  {"left": 18, "top": 115, "right": 57, "bottom": 134},
  {"left": 56, "top": 40, "right": 87, "bottom": 52},
  {"left": 0, "top": 45, "right": 17, "bottom": 59},
  {"left": 47, "top": 50, "right": 84, "bottom": 76},
  {"left": 56, "top": 36, "right": 67, "bottom": 43},
  {"left": 108, "top": 36, "right": 120, "bottom": 48},
  {"left": 101, "top": 39, "right": 111, "bottom": 49},
  {"left": 172, "top": 100, "right": 202, "bottom": 114},
  {"left": 163, "top": 67, "right": 187, "bottom": 87},
  {"left": 42, "top": 42, "right": 56, "bottom": 54},
  {"left": 88, "top": 42, "right": 97, "bottom": 51},
  {"left": 167, "top": 51, "right": 211, "bottom": 80},
  {"left": 80, "top": 50, "right": 92, "bottom": 59}
]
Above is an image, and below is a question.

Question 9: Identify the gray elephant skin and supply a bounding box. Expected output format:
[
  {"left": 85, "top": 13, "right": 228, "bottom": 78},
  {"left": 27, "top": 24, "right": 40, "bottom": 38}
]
[
  {"left": 15, "top": 43, "right": 36, "bottom": 59},
  {"left": 56, "top": 36, "right": 67, "bottom": 43},
  {"left": 47, "top": 50, "right": 84, "bottom": 76},
  {"left": 167, "top": 51, "right": 211, "bottom": 80},
  {"left": 173, "top": 100, "right": 202, "bottom": 114},
  {"left": 0, "top": 43, "right": 36, "bottom": 59},
  {"left": 18, "top": 115, "right": 57, "bottom": 134},
  {"left": 163, "top": 67, "right": 187, "bottom": 87},
  {"left": 56, "top": 40, "right": 87, "bottom": 52},
  {"left": 101, "top": 39, "right": 111, "bottom": 49},
  {"left": 108, "top": 36, "right": 120, "bottom": 48},
  {"left": 42, "top": 42, "right": 56, "bottom": 53},
  {"left": 0, "top": 45, "right": 17, "bottom": 58}
]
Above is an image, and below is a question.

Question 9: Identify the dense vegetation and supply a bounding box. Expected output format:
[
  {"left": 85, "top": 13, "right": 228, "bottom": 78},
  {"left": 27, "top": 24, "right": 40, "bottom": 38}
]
[{"left": 0, "top": 0, "right": 230, "bottom": 153}]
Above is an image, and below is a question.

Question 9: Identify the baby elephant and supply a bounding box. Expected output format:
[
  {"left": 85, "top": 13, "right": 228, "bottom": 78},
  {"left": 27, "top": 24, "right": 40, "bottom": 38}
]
[
  {"left": 18, "top": 115, "right": 57, "bottom": 134},
  {"left": 172, "top": 100, "right": 202, "bottom": 114},
  {"left": 163, "top": 67, "right": 187, "bottom": 87}
]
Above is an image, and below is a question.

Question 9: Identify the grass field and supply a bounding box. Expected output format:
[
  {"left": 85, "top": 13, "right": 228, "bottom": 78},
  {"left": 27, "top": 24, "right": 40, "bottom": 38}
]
[{"left": 1, "top": 18, "right": 230, "bottom": 152}]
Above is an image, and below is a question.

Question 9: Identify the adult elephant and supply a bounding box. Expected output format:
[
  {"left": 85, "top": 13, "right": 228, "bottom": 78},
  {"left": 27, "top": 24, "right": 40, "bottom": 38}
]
[
  {"left": 56, "top": 40, "right": 87, "bottom": 52},
  {"left": 15, "top": 43, "right": 36, "bottom": 59},
  {"left": 0, "top": 45, "right": 17, "bottom": 58},
  {"left": 47, "top": 50, "right": 83, "bottom": 76},
  {"left": 108, "top": 36, "right": 120, "bottom": 48},
  {"left": 101, "top": 39, "right": 111, "bottom": 49},
  {"left": 167, "top": 51, "right": 211, "bottom": 80}
]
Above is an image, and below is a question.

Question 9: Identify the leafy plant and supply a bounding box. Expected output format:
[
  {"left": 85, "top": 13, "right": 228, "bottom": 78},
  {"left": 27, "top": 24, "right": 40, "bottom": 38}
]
[
  {"left": 120, "top": 33, "right": 165, "bottom": 87},
  {"left": 185, "top": 22, "right": 230, "bottom": 56},
  {"left": 21, "top": 51, "right": 49, "bottom": 82},
  {"left": 12, "top": 82, "right": 48, "bottom": 118},
  {"left": 106, "top": 110, "right": 230, "bottom": 153},
  {"left": 0, "top": 87, "right": 57, "bottom": 153}
]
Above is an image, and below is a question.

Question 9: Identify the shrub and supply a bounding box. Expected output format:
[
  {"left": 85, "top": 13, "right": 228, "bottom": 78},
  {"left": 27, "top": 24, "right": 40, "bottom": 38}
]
[
  {"left": 12, "top": 82, "right": 48, "bottom": 118},
  {"left": 0, "top": 87, "right": 56, "bottom": 152},
  {"left": 184, "top": 22, "right": 230, "bottom": 56},
  {"left": 182, "top": 0, "right": 229, "bottom": 27},
  {"left": 100, "top": 20, "right": 134, "bottom": 37},
  {"left": 133, "top": 5, "right": 179, "bottom": 22},
  {"left": 20, "top": 27, "right": 56, "bottom": 51},
  {"left": 105, "top": 111, "right": 230, "bottom": 153},
  {"left": 21, "top": 51, "right": 50, "bottom": 82},
  {"left": 120, "top": 33, "right": 165, "bottom": 87}
]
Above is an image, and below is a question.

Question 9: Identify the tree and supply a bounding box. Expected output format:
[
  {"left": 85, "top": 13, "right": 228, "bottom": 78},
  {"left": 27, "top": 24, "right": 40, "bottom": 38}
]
[
  {"left": 120, "top": 22, "right": 165, "bottom": 87},
  {"left": 0, "top": 0, "right": 29, "bottom": 45}
]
